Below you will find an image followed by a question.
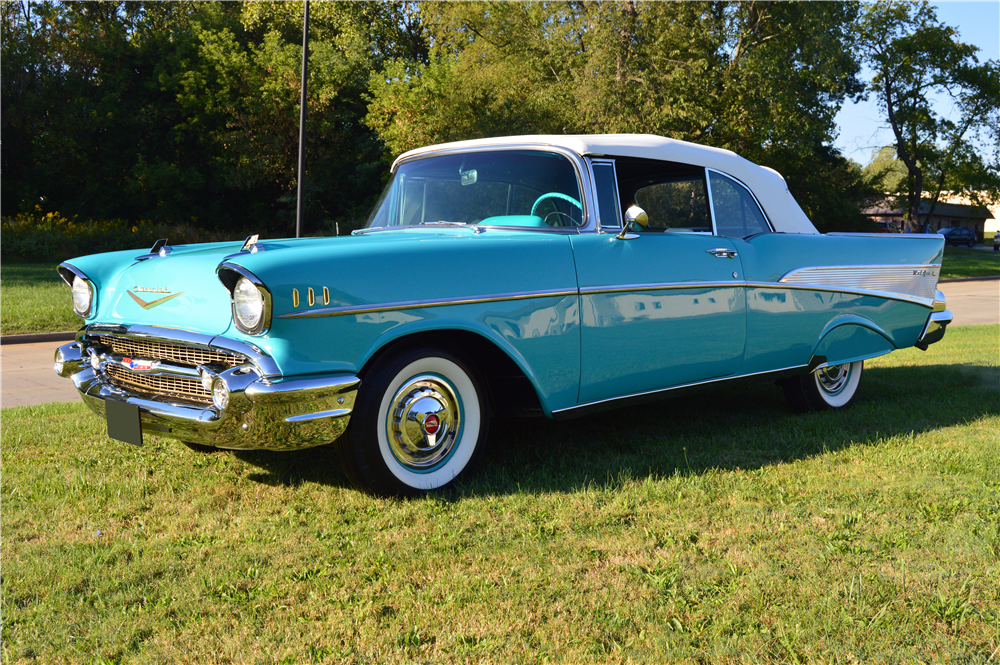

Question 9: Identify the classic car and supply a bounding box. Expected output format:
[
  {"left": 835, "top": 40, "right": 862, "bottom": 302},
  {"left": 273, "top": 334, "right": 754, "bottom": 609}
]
[
  {"left": 936, "top": 226, "right": 979, "bottom": 247},
  {"left": 54, "top": 134, "right": 953, "bottom": 496}
]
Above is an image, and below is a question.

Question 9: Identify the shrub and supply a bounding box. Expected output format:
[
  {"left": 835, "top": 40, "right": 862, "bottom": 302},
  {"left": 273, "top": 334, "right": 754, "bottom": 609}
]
[{"left": 1, "top": 210, "right": 233, "bottom": 263}]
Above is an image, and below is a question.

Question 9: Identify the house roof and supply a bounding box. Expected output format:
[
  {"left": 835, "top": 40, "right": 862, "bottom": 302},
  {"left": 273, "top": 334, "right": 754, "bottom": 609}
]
[
  {"left": 863, "top": 198, "right": 994, "bottom": 220},
  {"left": 394, "top": 134, "right": 819, "bottom": 235}
]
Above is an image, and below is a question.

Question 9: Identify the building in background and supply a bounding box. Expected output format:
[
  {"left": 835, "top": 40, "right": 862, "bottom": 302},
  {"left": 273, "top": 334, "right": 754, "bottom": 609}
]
[{"left": 863, "top": 196, "right": 996, "bottom": 240}]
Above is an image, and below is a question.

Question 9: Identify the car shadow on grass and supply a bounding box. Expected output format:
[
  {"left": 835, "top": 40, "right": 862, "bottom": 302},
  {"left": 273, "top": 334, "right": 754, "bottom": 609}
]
[{"left": 232, "top": 363, "right": 998, "bottom": 496}]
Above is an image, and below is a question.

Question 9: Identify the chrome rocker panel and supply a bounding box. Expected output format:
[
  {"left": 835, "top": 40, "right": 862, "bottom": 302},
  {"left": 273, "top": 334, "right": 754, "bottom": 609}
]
[{"left": 54, "top": 334, "right": 359, "bottom": 451}]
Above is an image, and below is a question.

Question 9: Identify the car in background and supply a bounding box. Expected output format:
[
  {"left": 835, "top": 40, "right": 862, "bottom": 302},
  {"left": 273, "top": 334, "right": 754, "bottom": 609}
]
[
  {"left": 53, "top": 134, "right": 953, "bottom": 496},
  {"left": 937, "top": 226, "right": 978, "bottom": 247}
]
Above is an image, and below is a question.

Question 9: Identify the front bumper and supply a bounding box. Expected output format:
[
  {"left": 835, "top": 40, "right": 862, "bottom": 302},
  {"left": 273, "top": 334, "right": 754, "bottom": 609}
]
[
  {"left": 915, "top": 289, "right": 952, "bottom": 351},
  {"left": 54, "top": 330, "right": 359, "bottom": 451}
]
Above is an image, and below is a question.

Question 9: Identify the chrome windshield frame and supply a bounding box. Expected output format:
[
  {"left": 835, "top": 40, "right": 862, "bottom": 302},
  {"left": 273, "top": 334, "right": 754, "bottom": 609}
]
[{"left": 368, "top": 144, "right": 599, "bottom": 233}]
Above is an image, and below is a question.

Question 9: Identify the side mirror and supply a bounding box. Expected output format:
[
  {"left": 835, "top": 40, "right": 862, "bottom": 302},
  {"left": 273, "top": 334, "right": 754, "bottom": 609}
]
[{"left": 616, "top": 205, "right": 648, "bottom": 240}]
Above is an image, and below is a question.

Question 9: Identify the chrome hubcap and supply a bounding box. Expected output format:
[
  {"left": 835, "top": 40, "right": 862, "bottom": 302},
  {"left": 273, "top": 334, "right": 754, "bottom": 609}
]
[
  {"left": 387, "top": 374, "right": 461, "bottom": 470},
  {"left": 816, "top": 364, "right": 849, "bottom": 394}
]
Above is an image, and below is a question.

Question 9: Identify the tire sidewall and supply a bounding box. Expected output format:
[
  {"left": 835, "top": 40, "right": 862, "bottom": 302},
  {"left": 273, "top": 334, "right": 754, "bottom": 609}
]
[
  {"left": 811, "top": 360, "right": 863, "bottom": 409},
  {"left": 347, "top": 347, "right": 488, "bottom": 495},
  {"left": 375, "top": 355, "right": 483, "bottom": 491}
]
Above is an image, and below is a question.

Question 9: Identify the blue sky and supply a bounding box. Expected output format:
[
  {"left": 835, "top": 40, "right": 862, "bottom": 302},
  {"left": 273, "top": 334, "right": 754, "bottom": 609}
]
[{"left": 833, "top": 1, "right": 1000, "bottom": 166}]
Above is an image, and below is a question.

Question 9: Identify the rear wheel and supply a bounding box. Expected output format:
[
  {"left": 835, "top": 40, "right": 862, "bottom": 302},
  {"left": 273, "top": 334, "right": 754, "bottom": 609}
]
[
  {"left": 782, "top": 361, "right": 864, "bottom": 412},
  {"left": 968, "top": 238, "right": 976, "bottom": 247},
  {"left": 337, "top": 345, "right": 489, "bottom": 496}
]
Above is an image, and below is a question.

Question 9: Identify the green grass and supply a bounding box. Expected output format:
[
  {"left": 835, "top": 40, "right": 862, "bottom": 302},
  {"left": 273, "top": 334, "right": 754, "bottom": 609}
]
[
  {"left": 0, "top": 263, "right": 80, "bottom": 335},
  {"left": 3, "top": 325, "right": 998, "bottom": 664},
  {"left": 940, "top": 245, "right": 1000, "bottom": 280}
]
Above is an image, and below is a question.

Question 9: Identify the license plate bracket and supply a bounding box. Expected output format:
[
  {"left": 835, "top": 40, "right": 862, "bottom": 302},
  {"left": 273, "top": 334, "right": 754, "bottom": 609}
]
[{"left": 106, "top": 400, "right": 143, "bottom": 446}]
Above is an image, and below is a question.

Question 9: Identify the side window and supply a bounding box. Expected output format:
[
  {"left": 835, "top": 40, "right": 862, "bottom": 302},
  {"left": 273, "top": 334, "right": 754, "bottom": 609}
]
[
  {"left": 592, "top": 160, "right": 622, "bottom": 229},
  {"left": 708, "top": 171, "right": 771, "bottom": 238},
  {"left": 634, "top": 177, "right": 712, "bottom": 232}
]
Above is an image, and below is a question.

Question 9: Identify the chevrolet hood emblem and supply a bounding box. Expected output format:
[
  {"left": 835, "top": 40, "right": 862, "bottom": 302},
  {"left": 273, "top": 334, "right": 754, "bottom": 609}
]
[{"left": 127, "top": 290, "right": 184, "bottom": 309}]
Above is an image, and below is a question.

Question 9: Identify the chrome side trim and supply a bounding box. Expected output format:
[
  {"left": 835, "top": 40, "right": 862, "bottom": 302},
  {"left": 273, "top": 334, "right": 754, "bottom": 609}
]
[
  {"left": 745, "top": 281, "right": 935, "bottom": 308},
  {"left": 579, "top": 281, "right": 739, "bottom": 296},
  {"left": 277, "top": 288, "right": 578, "bottom": 320},
  {"left": 276, "top": 276, "right": 936, "bottom": 321},
  {"left": 778, "top": 264, "right": 940, "bottom": 302},
  {"left": 552, "top": 363, "right": 810, "bottom": 420}
]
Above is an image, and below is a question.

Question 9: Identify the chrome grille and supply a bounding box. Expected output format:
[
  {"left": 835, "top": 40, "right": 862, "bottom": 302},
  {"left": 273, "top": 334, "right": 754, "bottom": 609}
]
[
  {"left": 107, "top": 365, "right": 211, "bottom": 404},
  {"left": 107, "top": 338, "right": 245, "bottom": 369}
]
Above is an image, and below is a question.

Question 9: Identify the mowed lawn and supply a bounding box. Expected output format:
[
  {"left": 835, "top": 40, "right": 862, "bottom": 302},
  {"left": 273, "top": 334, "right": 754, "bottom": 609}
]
[
  {"left": 0, "top": 263, "right": 79, "bottom": 335},
  {"left": 2, "top": 325, "right": 997, "bottom": 664},
  {"left": 941, "top": 246, "right": 1000, "bottom": 280}
]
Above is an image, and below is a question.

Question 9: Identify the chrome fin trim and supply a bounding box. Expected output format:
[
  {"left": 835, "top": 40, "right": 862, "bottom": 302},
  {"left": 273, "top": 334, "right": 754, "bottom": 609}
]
[{"left": 778, "top": 264, "right": 940, "bottom": 303}]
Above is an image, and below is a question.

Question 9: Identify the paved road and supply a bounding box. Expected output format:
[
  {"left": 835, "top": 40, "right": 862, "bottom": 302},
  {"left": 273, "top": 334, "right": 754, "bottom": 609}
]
[{"left": 2, "top": 280, "right": 997, "bottom": 408}]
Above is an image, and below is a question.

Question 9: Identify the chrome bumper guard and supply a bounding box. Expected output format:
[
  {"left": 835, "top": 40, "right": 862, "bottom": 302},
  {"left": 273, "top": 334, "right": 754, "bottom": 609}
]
[
  {"left": 915, "top": 290, "right": 952, "bottom": 351},
  {"left": 54, "top": 334, "right": 359, "bottom": 451}
]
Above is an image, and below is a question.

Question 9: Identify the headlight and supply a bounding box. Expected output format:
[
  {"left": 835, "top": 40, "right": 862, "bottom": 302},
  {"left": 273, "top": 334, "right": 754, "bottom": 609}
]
[
  {"left": 71, "top": 276, "right": 93, "bottom": 317},
  {"left": 233, "top": 277, "right": 264, "bottom": 331}
]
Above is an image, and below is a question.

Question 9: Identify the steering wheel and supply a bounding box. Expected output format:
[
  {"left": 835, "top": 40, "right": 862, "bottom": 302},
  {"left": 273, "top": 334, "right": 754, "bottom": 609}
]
[{"left": 530, "top": 192, "right": 582, "bottom": 217}]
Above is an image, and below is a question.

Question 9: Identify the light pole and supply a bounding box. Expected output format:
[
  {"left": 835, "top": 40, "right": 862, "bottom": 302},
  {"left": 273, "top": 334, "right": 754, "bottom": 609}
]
[{"left": 295, "top": 0, "right": 309, "bottom": 238}]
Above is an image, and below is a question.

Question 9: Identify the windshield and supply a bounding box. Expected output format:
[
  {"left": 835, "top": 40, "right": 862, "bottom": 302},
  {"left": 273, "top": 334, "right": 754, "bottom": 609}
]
[{"left": 365, "top": 150, "right": 585, "bottom": 230}]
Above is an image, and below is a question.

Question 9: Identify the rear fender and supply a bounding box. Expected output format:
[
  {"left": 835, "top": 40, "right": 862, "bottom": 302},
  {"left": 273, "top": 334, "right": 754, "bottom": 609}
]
[{"left": 811, "top": 316, "right": 895, "bottom": 368}]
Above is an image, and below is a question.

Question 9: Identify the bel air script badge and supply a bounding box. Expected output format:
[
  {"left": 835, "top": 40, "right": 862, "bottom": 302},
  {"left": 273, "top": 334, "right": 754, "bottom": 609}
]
[{"left": 128, "top": 287, "right": 184, "bottom": 309}]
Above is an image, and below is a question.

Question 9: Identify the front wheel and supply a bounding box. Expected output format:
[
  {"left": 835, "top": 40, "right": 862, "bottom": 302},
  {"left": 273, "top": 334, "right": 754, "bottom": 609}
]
[
  {"left": 781, "top": 361, "right": 864, "bottom": 412},
  {"left": 337, "top": 346, "right": 489, "bottom": 496}
]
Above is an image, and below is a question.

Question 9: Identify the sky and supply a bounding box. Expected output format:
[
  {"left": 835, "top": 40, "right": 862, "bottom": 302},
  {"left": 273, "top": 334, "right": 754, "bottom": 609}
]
[{"left": 833, "top": 1, "right": 1000, "bottom": 166}]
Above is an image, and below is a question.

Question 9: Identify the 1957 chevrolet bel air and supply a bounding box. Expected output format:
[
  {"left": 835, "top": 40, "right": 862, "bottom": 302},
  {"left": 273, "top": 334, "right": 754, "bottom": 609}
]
[{"left": 54, "top": 135, "right": 952, "bottom": 495}]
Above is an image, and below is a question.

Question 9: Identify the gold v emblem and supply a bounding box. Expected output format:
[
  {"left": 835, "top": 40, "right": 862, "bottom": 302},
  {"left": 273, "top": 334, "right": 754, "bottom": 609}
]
[{"left": 128, "top": 290, "right": 184, "bottom": 309}]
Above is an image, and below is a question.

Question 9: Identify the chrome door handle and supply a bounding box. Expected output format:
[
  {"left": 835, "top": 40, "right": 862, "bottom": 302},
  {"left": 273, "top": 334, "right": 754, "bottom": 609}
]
[{"left": 706, "top": 248, "right": 738, "bottom": 258}]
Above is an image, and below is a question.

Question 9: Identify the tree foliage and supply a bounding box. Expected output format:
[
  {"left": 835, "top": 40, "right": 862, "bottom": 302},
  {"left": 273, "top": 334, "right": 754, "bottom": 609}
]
[
  {"left": 5, "top": 0, "right": 989, "bottom": 237},
  {"left": 857, "top": 0, "right": 1000, "bottom": 230}
]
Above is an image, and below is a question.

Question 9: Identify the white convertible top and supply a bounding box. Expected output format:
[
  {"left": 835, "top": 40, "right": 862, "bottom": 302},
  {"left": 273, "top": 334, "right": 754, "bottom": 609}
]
[{"left": 395, "top": 134, "right": 819, "bottom": 235}]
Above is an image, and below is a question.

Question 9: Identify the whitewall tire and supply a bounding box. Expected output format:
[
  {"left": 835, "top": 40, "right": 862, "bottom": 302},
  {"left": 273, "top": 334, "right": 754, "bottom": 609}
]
[
  {"left": 782, "top": 361, "right": 864, "bottom": 412},
  {"left": 337, "top": 346, "right": 489, "bottom": 496}
]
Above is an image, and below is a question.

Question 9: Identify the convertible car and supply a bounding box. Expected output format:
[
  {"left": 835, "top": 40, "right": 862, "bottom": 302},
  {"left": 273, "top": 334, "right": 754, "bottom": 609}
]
[{"left": 54, "top": 135, "right": 952, "bottom": 495}]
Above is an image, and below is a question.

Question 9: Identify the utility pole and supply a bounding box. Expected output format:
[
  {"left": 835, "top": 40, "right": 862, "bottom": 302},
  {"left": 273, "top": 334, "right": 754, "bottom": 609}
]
[{"left": 295, "top": 0, "right": 310, "bottom": 238}]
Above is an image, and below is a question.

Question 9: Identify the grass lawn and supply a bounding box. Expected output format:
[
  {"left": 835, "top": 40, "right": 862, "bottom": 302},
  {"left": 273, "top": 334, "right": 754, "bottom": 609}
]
[
  {"left": 0, "top": 263, "right": 79, "bottom": 335},
  {"left": 3, "top": 325, "right": 998, "bottom": 664},
  {"left": 940, "top": 246, "right": 1000, "bottom": 280}
]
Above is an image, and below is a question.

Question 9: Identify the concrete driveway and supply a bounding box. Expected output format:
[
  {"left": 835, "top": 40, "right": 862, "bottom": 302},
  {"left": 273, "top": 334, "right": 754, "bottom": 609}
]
[{"left": 2, "top": 279, "right": 997, "bottom": 408}]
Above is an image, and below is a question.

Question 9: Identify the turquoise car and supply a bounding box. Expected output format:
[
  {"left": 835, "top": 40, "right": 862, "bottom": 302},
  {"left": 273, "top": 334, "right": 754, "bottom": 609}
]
[{"left": 54, "top": 135, "right": 952, "bottom": 496}]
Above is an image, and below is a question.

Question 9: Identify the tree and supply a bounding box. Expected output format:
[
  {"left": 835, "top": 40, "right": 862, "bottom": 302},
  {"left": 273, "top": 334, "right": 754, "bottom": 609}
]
[
  {"left": 862, "top": 147, "right": 907, "bottom": 193},
  {"left": 857, "top": 1, "right": 1000, "bottom": 231},
  {"left": 366, "top": 1, "right": 870, "bottom": 231}
]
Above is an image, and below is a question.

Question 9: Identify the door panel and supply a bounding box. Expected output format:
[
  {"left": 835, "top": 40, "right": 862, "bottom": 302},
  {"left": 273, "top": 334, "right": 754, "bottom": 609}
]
[{"left": 571, "top": 233, "right": 747, "bottom": 404}]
